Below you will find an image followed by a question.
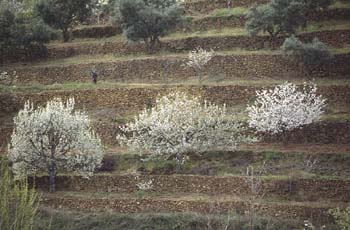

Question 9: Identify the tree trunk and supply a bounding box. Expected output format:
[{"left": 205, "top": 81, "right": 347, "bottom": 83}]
[
  {"left": 62, "top": 28, "right": 70, "bottom": 43},
  {"left": 281, "top": 129, "right": 289, "bottom": 146},
  {"left": 195, "top": 68, "right": 203, "bottom": 84},
  {"left": 270, "top": 35, "right": 276, "bottom": 50},
  {"left": 175, "top": 153, "right": 182, "bottom": 174},
  {"left": 249, "top": 200, "right": 254, "bottom": 230},
  {"left": 48, "top": 161, "right": 57, "bottom": 193},
  {"left": 148, "top": 37, "right": 158, "bottom": 54}
]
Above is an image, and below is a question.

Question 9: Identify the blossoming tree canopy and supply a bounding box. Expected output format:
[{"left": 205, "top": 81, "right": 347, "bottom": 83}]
[
  {"left": 117, "top": 91, "right": 256, "bottom": 168},
  {"left": 8, "top": 98, "right": 104, "bottom": 192},
  {"left": 185, "top": 47, "right": 214, "bottom": 82},
  {"left": 247, "top": 81, "right": 327, "bottom": 135}
]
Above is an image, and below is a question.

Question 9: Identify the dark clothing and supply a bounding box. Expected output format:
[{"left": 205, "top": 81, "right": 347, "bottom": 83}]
[{"left": 91, "top": 71, "right": 98, "bottom": 84}]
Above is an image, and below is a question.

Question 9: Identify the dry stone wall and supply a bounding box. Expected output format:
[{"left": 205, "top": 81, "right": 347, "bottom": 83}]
[
  {"left": 2, "top": 85, "right": 350, "bottom": 114},
  {"left": 41, "top": 195, "right": 335, "bottom": 223},
  {"left": 72, "top": 25, "right": 122, "bottom": 38},
  {"left": 1, "top": 85, "right": 350, "bottom": 146},
  {"left": 184, "top": 0, "right": 269, "bottom": 13},
  {"left": 46, "top": 30, "right": 350, "bottom": 60},
  {"left": 5, "top": 54, "right": 350, "bottom": 84},
  {"left": 70, "top": 9, "right": 350, "bottom": 38},
  {"left": 2, "top": 30, "right": 349, "bottom": 63},
  {"left": 33, "top": 175, "right": 350, "bottom": 202},
  {"left": 183, "top": 8, "right": 350, "bottom": 32}
]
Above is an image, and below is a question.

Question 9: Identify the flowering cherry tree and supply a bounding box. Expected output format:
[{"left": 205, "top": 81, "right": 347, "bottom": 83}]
[
  {"left": 8, "top": 98, "right": 104, "bottom": 192},
  {"left": 92, "top": 0, "right": 109, "bottom": 24},
  {"left": 117, "top": 92, "right": 255, "bottom": 172},
  {"left": 247, "top": 81, "right": 326, "bottom": 142},
  {"left": 185, "top": 47, "right": 214, "bottom": 83}
]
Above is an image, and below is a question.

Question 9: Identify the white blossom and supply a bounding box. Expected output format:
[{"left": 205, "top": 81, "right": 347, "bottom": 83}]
[
  {"left": 117, "top": 92, "right": 255, "bottom": 164},
  {"left": 185, "top": 47, "right": 214, "bottom": 82},
  {"left": 247, "top": 81, "right": 326, "bottom": 134},
  {"left": 92, "top": 0, "right": 110, "bottom": 24},
  {"left": 8, "top": 98, "right": 104, "bottom": 180},
  {"left": 136, "top": 179, "right": 154, "bottom": 191}
]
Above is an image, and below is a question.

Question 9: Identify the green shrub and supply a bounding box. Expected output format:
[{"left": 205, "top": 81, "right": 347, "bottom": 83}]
[
  {"left": 329, "top": 207, "right": 350, "bottom": 229},
  {"left": 0, "top": 160, "right": 39, "bottom": 230},
  {"left": 281, "top": 35, "right": 333, "bottom": 66}
]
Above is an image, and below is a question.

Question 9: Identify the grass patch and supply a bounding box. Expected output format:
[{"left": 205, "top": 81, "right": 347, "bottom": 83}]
[
  {"left": 300, "top": 20, "right": 350, "bottom": 33},
  {"left": 94, "top": 149, "right": 350, "bottom": 179},
  {"left": 35, "top": 208, "right": 305, "bottom": 230},
  {"left": 46, "top": 19, "right": 350, "bottom": 49},
  {"left": 2, "top": 76, "right": 350, "bottom": 94},
  {"left": 5, "top": 46, "right": 350, "bottom": 69},
  {"left": 210, "top": 7, "right": 248, "bottom": 17},
  {"left": 329, "top": 1, "right": 350, "bottom": 9}
]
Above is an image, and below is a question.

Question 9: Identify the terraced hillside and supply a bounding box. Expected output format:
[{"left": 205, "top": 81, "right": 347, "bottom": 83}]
[{"left": 1, "top": 0, "right": 350, "bottom": 229}]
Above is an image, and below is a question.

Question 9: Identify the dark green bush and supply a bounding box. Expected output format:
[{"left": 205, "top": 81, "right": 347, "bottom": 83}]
[{"left": 281, "top": 35, "right": 333, "bottom": 66}]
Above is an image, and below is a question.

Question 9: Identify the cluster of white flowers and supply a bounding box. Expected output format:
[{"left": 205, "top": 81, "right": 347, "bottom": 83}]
[
  {"left": 92, "top": 0, "right": 110, "bottom": 23},
  {"left": 8, "top": 98, "right": 104, "bottom": 179},
  {"left": 117, "top": 92, "right": 255, "bottom": 162},
  {"left": 185, "top": 47, "right": 214, "bottom": 82},
  {"left": 247, "top": 81, "right": 326, "bottom": 134},
  {"left": 0, "top": 71, "right": 9, "bottom": 84},
  {"left": 135, "top": 178, "right": 154, "bottom": 191}
]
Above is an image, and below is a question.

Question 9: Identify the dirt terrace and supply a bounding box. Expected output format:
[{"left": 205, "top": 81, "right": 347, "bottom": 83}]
[{"left": 41, "top": 192, "right": 345, "bottom": 224}]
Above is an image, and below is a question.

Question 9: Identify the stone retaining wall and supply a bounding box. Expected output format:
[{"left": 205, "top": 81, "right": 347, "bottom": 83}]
[
  {"left": 33, "top": 175, "right": 350, "bottom": 202},
  {"left": 42, "top": 195, "right": 336, "bottom": 223},
  {"left": 5, "top": 54, "right": 350, "bottom": 85},
  {"left": 2, "top": 30, "right": 348, "bottom": 63},
  {"left": 1, "top": 85, "right": 350, "bottom": 145},
  {"left": 72, "top": 25, "right": 122, "bottom": 38},
  {"left": 45, "top": 30, "right": 350, "bottom": 60},
  {"left": 1, "top": 85, "right": 349, "bottom": 114},
  {"left": 184, "top": 8, "right": 350, "bottom": 32},
  {"left": 69, "top": 8, "right": 350, "bottom": 38},
  {"left": 184, "top": 0, "right": 269, "bottom": 13}
]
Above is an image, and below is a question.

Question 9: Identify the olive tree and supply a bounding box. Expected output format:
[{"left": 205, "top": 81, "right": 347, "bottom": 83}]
[
  {"left": 0, "top": 0, "right": 55, "bottom": 62},
  {"left": 117, "top": 91, "right": 255, "bottom": 172},
  {"left": 245, "top": 0, "right": 305, "bottom": 49},
  {"left": 115, "top": 0, "right": 183, "bottom": 54},
  {"left": 247, "top": 82, "right": 326, "bottom": 143},
  {"left": 8, "top": 98, "right": 104, "bottom": 192},
  {"left": 34, "top": 0, "right": 95, "bottom": 42},
  {"left": 245, "top": 0, "right": 333, "bottom": 49},
  {"left": 301, "top": 0, "right": 333, "bottom": 19}
]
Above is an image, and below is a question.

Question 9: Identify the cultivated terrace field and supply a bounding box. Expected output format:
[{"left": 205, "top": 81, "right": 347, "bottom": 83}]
[{"left": 0, "top": 0, "right": 350, "bottom": 229}]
